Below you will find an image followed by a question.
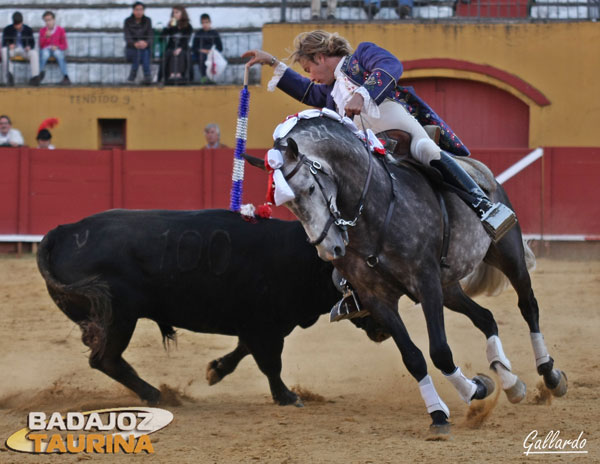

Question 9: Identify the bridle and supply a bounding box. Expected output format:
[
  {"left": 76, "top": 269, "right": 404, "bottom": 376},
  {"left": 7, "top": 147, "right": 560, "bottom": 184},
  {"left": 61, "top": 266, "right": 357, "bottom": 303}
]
[{"left": 279, "top": 133, "right": 375, "bottom": 248}]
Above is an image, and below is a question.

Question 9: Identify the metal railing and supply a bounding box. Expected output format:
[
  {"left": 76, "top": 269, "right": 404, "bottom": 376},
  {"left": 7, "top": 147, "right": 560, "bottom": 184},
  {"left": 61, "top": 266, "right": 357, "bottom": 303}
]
[
  {"left": 280, "top": 0, "right": 600, "bottom": 21},
  {"left": 5, "top": 30, "right": 262, "bottom": 86}
]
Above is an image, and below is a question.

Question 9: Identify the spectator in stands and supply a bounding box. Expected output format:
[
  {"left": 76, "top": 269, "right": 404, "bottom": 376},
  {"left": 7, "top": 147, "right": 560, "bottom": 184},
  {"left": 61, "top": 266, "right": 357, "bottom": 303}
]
[
  {"left": 36, "top": 129, "right": 54, "bottom": 149},
  {"left": 39, "top": 11, "right": 70, "bottom": 85},
  {"left": 1, "top": 12, "right": 40, "bottom": 86},
  {"left": 124, "top": 1, "right": 153, "bottom": 84},
  {"left": 312, "top": 0, "right": 337, "bottom": 20},
  {"left": 397, "top": 0, "right": 413, "bottom": 18},
  {"left": 0, "top": 115, "right": 24, "bottom": 147},
  {"left": 162, "top": 6, "right": 193, "bottom": 83},
  {"left": 203, "top": 123, "right": 227, "bottom": 149},
  {"left": 363, "top": 0, "right": 381, "bottom": 18},
  {"left": 36, "top": 118, "right": 58, "bottom": 149},
  {"left": 192, "top": 13, "right": 223, "bottom": 85}
]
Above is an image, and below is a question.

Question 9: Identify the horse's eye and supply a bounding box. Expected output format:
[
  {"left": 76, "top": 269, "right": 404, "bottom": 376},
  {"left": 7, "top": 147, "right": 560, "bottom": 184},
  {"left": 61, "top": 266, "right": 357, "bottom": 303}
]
[{"left": 309, "top": 185, "right": 316, "bottom": 195}]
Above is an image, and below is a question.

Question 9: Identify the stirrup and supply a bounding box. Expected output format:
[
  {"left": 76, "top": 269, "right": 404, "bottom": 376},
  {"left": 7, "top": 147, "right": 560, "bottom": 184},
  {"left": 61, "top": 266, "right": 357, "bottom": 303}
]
[
  {"left": 480, "top": 202, "right": 517, "bottom": 242},
  {"left": 330, "top": 282, "right": 369, "bottom": 322}
]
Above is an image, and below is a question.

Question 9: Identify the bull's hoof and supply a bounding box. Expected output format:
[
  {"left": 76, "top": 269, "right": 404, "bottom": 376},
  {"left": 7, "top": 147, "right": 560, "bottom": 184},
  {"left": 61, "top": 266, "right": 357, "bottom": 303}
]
[
  {"left": 504, "top": 378, "right": 526, "bottom": 404},
  {"left": 206, "top": 360, "right": 223, "bottom": 386},
  {"left": 429, "top": 410, "right": 450, "bottom": 435},
  {"left": 471, "top": 374, "right": 495, "bottom": 400},
  {"left": 547, "top": 370, "right": 568, "bottom": 397},
  {"left": 143, "top": 388, "right": 161, "bottom": 406}
]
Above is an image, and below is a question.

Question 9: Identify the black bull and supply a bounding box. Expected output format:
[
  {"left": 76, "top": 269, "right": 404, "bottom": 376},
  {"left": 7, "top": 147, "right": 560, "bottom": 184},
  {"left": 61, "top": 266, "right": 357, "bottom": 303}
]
[{"left": 37, "top": 209, "right": 384, "bottom": 406}]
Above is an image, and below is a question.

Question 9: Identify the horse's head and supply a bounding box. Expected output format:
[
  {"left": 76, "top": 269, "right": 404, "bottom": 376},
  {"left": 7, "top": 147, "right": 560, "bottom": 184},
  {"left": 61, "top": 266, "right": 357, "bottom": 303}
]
[{"left": 277, "top": 136, "right": 347, "bottom": 261}]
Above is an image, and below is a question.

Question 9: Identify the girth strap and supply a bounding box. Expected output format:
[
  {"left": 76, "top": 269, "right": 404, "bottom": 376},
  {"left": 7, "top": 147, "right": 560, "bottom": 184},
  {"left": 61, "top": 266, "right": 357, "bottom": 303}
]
[
  {"left": 366, "top": 156, "right": 397, "bottom": 268},
  {"left": 436, "top": 191, "right": 451, "bottom": 269}
]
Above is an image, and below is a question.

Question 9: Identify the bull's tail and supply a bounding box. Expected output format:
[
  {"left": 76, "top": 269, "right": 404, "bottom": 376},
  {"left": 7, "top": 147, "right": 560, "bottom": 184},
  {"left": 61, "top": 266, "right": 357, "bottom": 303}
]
[
  {"left": 461, "top": 239, "right": 536, "bottom": 297},
  {"left": 37, "top": 229, "right": 112, "bottom": 359},
  {"left": 157, "top": 322, "right": 177, "bottom": 350}
]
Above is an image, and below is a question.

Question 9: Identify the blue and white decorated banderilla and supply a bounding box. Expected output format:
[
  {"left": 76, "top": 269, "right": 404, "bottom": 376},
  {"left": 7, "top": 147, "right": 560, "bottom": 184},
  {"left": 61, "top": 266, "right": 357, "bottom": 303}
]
[{"left": 229, "top": 64, "right": 251, "bottom": 212}]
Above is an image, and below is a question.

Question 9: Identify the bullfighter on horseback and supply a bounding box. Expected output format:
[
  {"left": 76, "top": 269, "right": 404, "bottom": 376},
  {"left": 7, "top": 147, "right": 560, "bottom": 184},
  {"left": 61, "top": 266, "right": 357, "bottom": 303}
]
[{"left": 243, "top": 30, "right": 516, "bottom": 242}]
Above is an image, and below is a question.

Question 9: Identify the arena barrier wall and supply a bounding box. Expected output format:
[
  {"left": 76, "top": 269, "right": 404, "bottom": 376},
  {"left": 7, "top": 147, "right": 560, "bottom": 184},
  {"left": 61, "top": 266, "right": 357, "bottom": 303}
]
[{"left": 0, "top": 147, "right": 598, "bottom": 238}]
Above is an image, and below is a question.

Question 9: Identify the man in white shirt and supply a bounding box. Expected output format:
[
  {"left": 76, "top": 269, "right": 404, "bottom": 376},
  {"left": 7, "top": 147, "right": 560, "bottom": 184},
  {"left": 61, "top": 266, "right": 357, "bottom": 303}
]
[{"left": 0, "top": 115, "right": 24, "bottom": 147}]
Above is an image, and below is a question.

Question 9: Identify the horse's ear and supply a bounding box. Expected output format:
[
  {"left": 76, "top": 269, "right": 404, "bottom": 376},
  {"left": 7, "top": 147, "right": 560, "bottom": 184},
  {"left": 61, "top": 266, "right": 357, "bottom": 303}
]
[
  {"left": 241, "top": 152, "right": 266, "bottom": 171},
  {"left": 286, "top": 138, "right": 299, "bottom": 160}
]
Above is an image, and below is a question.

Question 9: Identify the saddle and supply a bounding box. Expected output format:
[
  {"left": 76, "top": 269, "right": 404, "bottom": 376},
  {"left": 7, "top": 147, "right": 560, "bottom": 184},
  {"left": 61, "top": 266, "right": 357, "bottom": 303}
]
[{"left": 329, "top": 126, "right": 496, "bottom": 323}]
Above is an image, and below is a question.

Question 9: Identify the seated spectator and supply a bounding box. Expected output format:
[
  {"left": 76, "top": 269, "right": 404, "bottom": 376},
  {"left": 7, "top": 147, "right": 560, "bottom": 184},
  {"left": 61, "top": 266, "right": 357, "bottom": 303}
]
[
  {"left": 397, "top": 0, "right": 413, "bottom": 18},
  {"left": 0, "top": 115, "right": 24, "bottom": 147},
  {"left": 36, "top": 118, "right": 59, "bottom": 149},
  {"left": 312, "top": 0, "right": 337, "bottom": 20},
  {"left": 192, "top": 13, "right": 223, "bottom": 85},
  {"left": 203, "top": 123, "right": 227, "bottom": 149},
  {"left": 363, "top": 0, "right": 381, "bottom": 18},
  {"left": 162, "top": 6, "right": 192, "bottom": 83},
  {"left": 39, "top": 11, "right": 70, "bottom": 85},
  {"left": 1, "top": 12, "right": 40, "bottom": 86},
  {"left": 124, "top": 1, "right": 153, "bottom": 84}
]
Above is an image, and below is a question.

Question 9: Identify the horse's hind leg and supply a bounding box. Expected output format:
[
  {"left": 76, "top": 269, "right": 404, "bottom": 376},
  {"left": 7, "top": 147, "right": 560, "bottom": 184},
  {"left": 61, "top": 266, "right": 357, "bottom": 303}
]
[
  {"left": 87, "top": 316, "right": 161, "bottom": 404},
  {"left": 443, "top": 283, "right": 526, "bottom": 403},
  {"left": 206, "top": 339, "right": 250, "bottom": 386},
  {"left": 487, "top": 231, "right": 567, "bottom": 397}
]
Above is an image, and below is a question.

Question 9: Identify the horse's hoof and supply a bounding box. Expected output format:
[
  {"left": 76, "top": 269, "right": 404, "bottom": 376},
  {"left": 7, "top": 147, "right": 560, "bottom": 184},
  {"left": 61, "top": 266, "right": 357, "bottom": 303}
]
[
  {"left": 504, "top": 378, "right": 526, "bottom": 404},
  {"left": 206, "top": 361, "right": 223, "bottom": 386},
  {"left": 275, "top": 391, "right": 303, "bottom": 407},
  {"left": 548, "top": 370, "right": 568, "bottom": 397},
  {"left": 429, "top": 410, "right": 450, "bottom": 435},
  {"left": 472, "top": 374, "right": 495, "bottom": 400}
]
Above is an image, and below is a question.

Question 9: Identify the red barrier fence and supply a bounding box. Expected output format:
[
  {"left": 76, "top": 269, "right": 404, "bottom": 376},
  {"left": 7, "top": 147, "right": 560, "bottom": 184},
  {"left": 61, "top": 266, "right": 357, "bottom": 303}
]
[{"left": 0, "top": 147, "right": 598, "bottom": 237}]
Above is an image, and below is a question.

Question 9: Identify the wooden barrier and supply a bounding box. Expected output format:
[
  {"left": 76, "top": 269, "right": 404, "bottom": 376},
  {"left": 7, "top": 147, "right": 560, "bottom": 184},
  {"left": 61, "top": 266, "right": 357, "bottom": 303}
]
[{"left": 0, "top": 146, "right": 598, "bottom": 238}]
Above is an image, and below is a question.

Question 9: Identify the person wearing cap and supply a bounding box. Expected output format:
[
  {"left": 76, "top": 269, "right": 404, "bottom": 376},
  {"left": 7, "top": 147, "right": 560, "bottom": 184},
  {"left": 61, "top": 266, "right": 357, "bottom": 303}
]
[{"left": 37, "top": 129, "right": 55, "bottom": 149}]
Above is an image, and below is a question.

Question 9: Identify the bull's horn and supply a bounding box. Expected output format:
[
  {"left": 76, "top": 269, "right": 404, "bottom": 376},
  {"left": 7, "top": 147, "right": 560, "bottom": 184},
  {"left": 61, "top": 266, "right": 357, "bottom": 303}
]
[{"left": 241, "top": 152, "right": 266, "bottom": 171}]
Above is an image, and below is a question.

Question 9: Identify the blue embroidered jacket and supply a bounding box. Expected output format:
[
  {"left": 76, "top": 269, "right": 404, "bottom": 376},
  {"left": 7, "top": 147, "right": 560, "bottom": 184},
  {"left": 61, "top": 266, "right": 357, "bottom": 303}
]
[{"left": 277, "top": 42, "right": 470, "bottom": 157}]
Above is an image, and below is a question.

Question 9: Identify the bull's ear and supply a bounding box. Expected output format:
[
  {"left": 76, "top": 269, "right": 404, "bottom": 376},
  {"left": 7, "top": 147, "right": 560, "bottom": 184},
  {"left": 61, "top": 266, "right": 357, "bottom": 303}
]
[
  {"left": 241, "top": 152, "right": 266, "bottom": 171},
  {"left": 286, "top": 138, "right": 299, "bottom": 160}
]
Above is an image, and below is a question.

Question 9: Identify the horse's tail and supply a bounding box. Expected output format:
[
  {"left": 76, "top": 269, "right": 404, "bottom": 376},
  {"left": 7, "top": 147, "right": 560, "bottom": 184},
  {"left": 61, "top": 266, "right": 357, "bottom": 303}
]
[
  {"left": 37, "top": 228, "right": 113, "bottom": 359},
  {"left": 461, "top": 239, "right": 536, "bottom": 297}
]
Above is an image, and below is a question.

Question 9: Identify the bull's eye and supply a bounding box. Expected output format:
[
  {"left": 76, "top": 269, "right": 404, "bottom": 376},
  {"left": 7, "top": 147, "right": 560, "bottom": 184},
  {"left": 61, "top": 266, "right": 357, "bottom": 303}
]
[{"left": 309, "top": 185, "right": 316, "bottom": 195}]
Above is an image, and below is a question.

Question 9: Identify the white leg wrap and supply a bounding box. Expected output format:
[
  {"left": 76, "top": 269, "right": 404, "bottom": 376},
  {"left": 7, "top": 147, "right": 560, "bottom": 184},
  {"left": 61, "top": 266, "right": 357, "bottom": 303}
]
[
  {"left": 418, "top": 375, "right": 450, "bottom": 418},
  {"left": 486, "top": 335, "right": 512, "bottom": 371},
  {"left": 530, "top": 332, "right": 551, "bottom": 367},
  {"left": 445, "top": 367, "right": 477, "bottom": 404},
  {"left": 486, "top": 336, "right": 517, "bottom": 389}
]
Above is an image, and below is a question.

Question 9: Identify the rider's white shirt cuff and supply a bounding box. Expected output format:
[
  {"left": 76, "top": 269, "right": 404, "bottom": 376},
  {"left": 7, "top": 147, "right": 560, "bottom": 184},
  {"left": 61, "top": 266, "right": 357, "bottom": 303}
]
[{"left": 267, "top": 62, "right": 288, "bottom": 92}]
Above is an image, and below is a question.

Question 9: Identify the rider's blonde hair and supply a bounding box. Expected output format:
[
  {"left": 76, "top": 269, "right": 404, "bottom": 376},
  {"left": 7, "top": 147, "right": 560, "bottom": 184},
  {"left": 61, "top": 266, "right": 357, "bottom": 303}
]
[{"left": 289, "top": 30, "right": 353, "bottom": 63}]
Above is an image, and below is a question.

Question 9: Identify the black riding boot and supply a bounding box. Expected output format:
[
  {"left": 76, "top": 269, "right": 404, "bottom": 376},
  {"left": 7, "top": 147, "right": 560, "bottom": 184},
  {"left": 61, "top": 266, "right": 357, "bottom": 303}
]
[{"left": 430, "top": 151, "right": 517, "bottom": 242}]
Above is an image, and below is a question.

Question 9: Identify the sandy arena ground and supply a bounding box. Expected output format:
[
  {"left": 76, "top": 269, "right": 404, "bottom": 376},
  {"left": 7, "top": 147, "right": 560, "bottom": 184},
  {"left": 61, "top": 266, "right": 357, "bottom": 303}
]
[{"left": 0, "top": 254, "right": 598, "bottom": 463}]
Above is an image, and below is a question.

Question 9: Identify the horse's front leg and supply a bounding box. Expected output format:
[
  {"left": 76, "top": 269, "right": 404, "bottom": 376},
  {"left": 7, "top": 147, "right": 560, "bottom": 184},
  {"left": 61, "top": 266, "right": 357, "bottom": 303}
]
[
  {"left": 417, "top": 275, "right": 496, "bottom": 404},
  {"left": 364, "top": 294, "right": 450, "bottom": 432}
]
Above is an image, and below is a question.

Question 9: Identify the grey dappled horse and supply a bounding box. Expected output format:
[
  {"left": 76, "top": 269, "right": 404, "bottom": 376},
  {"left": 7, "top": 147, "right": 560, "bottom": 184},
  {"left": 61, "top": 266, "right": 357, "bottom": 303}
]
[{"left": 255, "top": 115, "right": 567, "bottom": 431}]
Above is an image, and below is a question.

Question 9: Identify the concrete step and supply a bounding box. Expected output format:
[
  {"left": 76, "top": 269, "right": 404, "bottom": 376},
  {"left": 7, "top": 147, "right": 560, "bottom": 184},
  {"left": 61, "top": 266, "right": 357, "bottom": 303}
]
[{"left": 1, "top": 2, "right": 455, "bottom": 29}]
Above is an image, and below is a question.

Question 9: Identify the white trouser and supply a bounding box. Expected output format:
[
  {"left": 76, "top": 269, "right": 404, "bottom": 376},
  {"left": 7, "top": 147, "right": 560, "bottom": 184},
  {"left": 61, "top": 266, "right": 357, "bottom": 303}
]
[
  {"left": 311, "top": 0, "right": 338, "bottom": 17},
  {"left": 355, "top": 99, "right": 441, "bottom": 165},
  {"left": 1, "top": 46, "right": 40, "bottom": 80}
]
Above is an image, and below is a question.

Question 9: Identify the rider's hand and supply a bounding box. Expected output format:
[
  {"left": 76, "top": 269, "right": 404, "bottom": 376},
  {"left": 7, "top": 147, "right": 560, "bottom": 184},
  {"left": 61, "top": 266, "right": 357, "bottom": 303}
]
[
  {"left": 242, "top": 49, "right": 276, "bottom": 67},
  {"left": 345, "top": 93, "right": 364, "bottom": 117}
]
